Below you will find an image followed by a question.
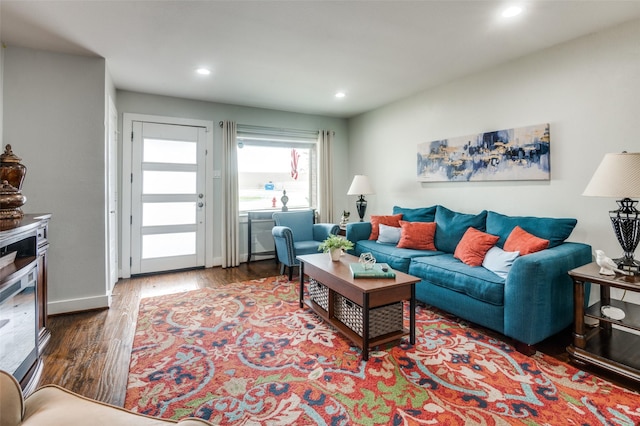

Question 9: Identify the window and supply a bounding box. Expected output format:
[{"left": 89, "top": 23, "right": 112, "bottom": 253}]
[{"left": 237, "top": 127, "right": 318, "bottom": 212}]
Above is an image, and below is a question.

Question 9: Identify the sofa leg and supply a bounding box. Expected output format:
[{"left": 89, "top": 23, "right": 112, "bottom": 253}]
[
  {"left": 279, "top": 264, "right": 285, "bottom": 275},
  {"left": 515, "top": 341, "right": 536, "bottom": 356},
  {"left": 288, "top": 266, "right": 293, "bottom": 281}
]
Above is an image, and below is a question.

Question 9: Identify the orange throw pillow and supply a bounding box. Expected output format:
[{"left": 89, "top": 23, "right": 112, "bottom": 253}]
[
  {"left": 369, "top": 214, "right": 403, "bottom": 240},
  {"left": 504, "top": 225, "right": 550, "bottom": 255},
  {"left": 397, "top": 221, "right": 437, "bottom": 250},
  {"left": 454, "top": 227, "right": 500, "bottom": 266}
]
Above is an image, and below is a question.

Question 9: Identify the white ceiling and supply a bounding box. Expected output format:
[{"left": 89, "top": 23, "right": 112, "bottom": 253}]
[{"left": 2, "top": 1, "right": 640, "bottom": 118}]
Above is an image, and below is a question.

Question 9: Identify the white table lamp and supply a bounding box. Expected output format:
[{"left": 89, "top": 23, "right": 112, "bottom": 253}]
[{"left": 583, "top": 151, "right": 640, "bottom": 275}]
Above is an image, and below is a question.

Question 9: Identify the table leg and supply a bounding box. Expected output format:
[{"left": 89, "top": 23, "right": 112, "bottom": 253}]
[
  {"left": 247, "top": 216, "right": 252, "bottom": 264},
  {"left": 601, "top": 284, "right": 612, "bottom": 332},
  {"left": 299, "top": 262, "right": 305, "bottom": 309},
  {"left": 362, "top": 293, "right": 370, "bottom": 361},
  {"left": 410, "top": 284, "right": 416, "bottom": 345},
  {"left": 572, "top": 278, "right": 586, "bottom": 349}
]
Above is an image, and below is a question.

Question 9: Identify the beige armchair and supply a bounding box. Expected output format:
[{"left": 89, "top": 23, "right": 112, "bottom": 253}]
[{"left": 0, "top": 370, "right": 214, "bottom": 426}]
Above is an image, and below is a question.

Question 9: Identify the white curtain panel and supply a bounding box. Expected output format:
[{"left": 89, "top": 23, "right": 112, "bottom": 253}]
[
  {"left": 221, "top": 120, "right": 240, "bottom": 268},
  {"left": 318, "top": 130, "right": 334, "bottom": 223}
]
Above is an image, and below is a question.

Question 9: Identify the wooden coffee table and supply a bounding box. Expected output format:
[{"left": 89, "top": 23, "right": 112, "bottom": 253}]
[{"left": 297, "top": 252, "right": 420, "bottom": 360}]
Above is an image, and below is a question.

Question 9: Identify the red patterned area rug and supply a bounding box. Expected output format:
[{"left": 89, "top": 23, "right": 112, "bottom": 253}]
[{"left": 124, "top": 276, "right": 640, "bottom": 425}]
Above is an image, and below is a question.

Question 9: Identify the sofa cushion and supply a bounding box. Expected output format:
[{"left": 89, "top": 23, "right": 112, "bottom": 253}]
[
  {"left": 392, "top": 205, "right": 437, "bottom": 222},
  {"left": 485, "top": 211, "right": 577, "bottom": 248},
  {"left": 409, "top": 254, "right": 505, "bottom": 306},
  {"left": 454, "top": 227, "right": 499, "bottom": 266},
  {"left": 377, "top": 223, "right": 401, "bottom": 245},
  {"left": 369, "top": 214, "right": 403, "bottom": 240},
  {"left": 504, "top": 225, "right": 549, "bottom": 255},
  {"left": 294, "top": 240, "right": 323, "bottom": 256},
  {"left": 482, "top": 246, "right": 520, "bottom": 279},
  {"left": 355, "top": 239, "right": 441, "bottom": 273},
  {"left": 397, "top": 221, "right": 437, "bottom": 250},
  {"left": 434, "top": 206, "right": 487, "bottom": 253}
]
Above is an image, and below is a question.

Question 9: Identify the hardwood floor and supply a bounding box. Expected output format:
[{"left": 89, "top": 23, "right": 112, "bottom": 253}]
[
  {"left": 38, "top": 260, "right": 278, "bottom": 407},
  {"left": 37, "top": 260, "right": 638, "bottom": 408}
]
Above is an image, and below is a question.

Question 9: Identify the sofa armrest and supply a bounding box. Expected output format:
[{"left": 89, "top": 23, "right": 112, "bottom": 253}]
[
  {"left": 503, "top": 242, "right": 592, "bottom": 345},
  {"left": 313, "top": 223, "right": 340, "bottom": 241},
  {"left": 0, "top": 370, "right": 24, "bottom": 426},
  {"left": 345, "top": 222, "right": 372, "bottom": 244},
  {"left": 345, "top": 222, "right": 372, "bottom": 255}
]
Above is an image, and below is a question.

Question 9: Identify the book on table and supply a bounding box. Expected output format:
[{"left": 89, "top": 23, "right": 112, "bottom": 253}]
[{"left": 349, "top": 262, "right": 396, "bottom": 278}]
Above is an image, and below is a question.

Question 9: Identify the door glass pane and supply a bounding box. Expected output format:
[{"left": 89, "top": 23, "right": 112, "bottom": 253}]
[
  {"left": 143, "top": 171, "right": 196, "bottom": 194},
  {"left": 144, "top": 138, "right": 197, "bottom": 164},
  {"left": 143, "top": 202, "right": 196, "bottom": 227},
  {"left": 142, "top": 232, "right": 196, "bottom": 259}
]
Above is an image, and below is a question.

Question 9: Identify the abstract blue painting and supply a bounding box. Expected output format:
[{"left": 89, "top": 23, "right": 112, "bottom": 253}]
[{"left": 417, "top": 123, "right": 550, "bottom": 182}]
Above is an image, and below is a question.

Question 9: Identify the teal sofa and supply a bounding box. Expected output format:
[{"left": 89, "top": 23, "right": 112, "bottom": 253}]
[{"left": 345, "top": 205, "right": 592, "bottom": 354}]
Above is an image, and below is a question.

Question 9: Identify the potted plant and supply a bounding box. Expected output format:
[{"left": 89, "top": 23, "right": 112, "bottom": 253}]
[{"left": 318, "top": 234, "right": 354, "bottom": 261}]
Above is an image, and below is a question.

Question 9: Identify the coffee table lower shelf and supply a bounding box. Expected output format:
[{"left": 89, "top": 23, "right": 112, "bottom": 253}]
[{"left": 305, "top": 299, "right": 409, "bottom": 354}]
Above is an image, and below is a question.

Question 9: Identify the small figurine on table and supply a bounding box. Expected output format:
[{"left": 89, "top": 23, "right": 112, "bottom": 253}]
[
  {"left": 595, "top": 250, "right": 628, "bottom": 275},
  {"left": 340, "top": 211, "right": 350, "bottom": 229}
]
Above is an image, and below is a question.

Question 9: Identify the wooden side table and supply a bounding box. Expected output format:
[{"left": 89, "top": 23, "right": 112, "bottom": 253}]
[{"left": 568, "top": 262, "right": 640, "bottom": 383}]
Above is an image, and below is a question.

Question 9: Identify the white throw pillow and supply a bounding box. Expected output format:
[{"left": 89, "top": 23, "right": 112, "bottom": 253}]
[
  {"left": 482, "top": 246, "right": 520, "bottom": 279},
  {"left": 377, "top": 223, "right": 402, "bottom": 245}
]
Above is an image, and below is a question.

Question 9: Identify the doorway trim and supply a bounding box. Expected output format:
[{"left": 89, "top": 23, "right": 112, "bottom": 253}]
[{"left": 122, "top": 113, "right": 214, "bottom": 278}]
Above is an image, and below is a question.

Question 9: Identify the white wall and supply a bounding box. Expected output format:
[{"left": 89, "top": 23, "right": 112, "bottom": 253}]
[
  {"left": 348, "top": 18, "right": 640, "bottom": 303},
  {"left": 349, "top": 18, "right": 640, "bottom": 260},
  {"left": 116, "top": 91, "right": 349, "bottom": 265},
  {"left": 3, "top": 46, "right": 109, "bottom": 314}
]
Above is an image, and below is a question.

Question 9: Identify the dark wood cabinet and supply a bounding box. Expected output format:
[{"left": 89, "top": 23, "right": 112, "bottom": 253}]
[
  {"left": 35, "top": 215, "right": 51, "bottom": 351},
  {"left": 0, "top": 213, "right": 51, "bottom": 394}
]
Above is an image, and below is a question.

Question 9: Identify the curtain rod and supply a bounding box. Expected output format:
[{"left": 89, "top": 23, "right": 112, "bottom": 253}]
[{"left": 218, "top": 121, "right": 332, "bottom": 136}]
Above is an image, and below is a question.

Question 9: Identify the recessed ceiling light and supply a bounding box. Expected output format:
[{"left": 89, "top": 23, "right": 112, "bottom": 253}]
[
  {"left": 335, "top": 92, "right": 346, "bottom": 98},
  {"left": 502, "top": 6, "right": 523, "bottom": 18},
  {"left": 196, "top": 68, "right": 211, "bottom": 76}
]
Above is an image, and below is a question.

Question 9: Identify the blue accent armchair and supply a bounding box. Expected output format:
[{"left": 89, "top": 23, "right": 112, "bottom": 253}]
[{"left": 272, "top": 210, "right": 340, "bottom": 280}]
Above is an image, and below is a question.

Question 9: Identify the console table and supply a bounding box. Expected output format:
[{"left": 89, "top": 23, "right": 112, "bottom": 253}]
[
  {"left": 568, "top": 262, "right": 640, "bottom": 383},
  {"left": 0, "top": 214, "right": 51, "bottom": 394},
  {"left": 246, "top": 210, "right": 277, "bottom": 263},
  {"left": 246, "top": 209, "right": 315, "bottom": 263}
]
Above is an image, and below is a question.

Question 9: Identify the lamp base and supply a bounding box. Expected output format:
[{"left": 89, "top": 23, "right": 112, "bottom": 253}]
[
  {"left": 610, "top": 198, "right": 640, "bottom": 275},
  {"left": 355, "top": 195, "right": 367, "bottom": 222},
  {"left": 614, "top": 256, "right": 640, "bottom": 275}
]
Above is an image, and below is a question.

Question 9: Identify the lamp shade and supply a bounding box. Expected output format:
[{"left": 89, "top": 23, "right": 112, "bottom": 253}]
[
  {"left": 583, "top": 152, "right": 640, "bottom": 198},
  {"left": 347, "top": 175, "right": 374, "bottom": 195}
]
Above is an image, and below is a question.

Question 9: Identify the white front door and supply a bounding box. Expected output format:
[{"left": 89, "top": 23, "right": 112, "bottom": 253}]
[{"left": 130, "top": 121, "right": 207, "bottom": 274}]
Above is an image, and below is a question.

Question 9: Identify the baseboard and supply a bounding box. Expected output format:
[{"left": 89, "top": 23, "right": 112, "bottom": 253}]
[{"left": 48, "top": 294, "right": 112, "bottom": 315}]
